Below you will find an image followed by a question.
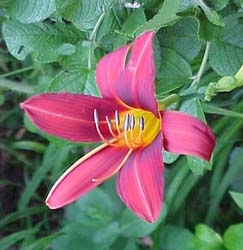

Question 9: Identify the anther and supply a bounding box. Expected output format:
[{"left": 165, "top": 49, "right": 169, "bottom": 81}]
[
  {"left": 105, "top": 115, "right": 117, "bottom": 137},
  {"left": 130, "top": 114, "right": 135, "bottom": 130},
  {"left": 94, "top": 109, "right": 109, "bottom": 144},
  {"left": 139, "top": 116, "right": 145, "bottom": 131},
  {"left": 115, "top": 110, "right": 121, "bottom": 135},
  {"left": 123, "top": 113, "right": 130, "bottom": 132},
  {"left": 123, "top": 113, "right": 132, "bottom": 148}
]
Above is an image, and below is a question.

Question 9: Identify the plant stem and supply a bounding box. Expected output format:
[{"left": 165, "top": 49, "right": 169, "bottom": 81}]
[
  {"left": 0, "top": 77, "right": 34, "bottom": 94},
  {"left": 0, "top": 66, "right": 34, "bottom": 78},
  {"left": 88, "top": 12, "right": 106, "bottom": 69},
  {"left": 192, "top": 42, "right": 210, "bottom": 85},
  {"left": 158, "top": 94, "right": 180, "bottom": 110}
]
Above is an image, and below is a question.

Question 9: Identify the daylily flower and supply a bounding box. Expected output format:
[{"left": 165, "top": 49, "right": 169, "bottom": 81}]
[{"left": 20, "top": 32, "right": 215, "bottom": 223}]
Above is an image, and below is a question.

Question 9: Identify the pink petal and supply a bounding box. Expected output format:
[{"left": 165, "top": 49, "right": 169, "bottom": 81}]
[
  {"left": 161, "top": 111, "right": 215, "bottom": 161},
  {"left": 116, "top": 32, "right": 158, "bottom": 115},
  {"left": 46, "top": 144, "right": 131, "bottom": 209},
  {"left": 20, "top": 93, "right": 125, "bottom": 142},
  {"left": 116, "top": 134, "right": 164, "bottom": 223},
  {"left": 96, "top": 44, "right": 131, "bottom": 100}
]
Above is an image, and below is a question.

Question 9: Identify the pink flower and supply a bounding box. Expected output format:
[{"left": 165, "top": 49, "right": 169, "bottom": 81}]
[{"left": 20, "top": 32, "right": 215, "bottom": 223}]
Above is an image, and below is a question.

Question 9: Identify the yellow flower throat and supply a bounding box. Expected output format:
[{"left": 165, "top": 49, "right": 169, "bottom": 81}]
[{"left": 94, "top": 108, "right": 161, "bottom": 149}]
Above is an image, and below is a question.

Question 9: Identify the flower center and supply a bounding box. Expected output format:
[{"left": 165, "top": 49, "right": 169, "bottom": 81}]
[{"left": 94, "top": 108, "right": 161, "bottom": 149}]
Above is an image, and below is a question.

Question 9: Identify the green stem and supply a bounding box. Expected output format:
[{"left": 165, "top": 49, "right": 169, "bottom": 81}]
[
  {"left": 192, "top": 42, "right": 210, "bottom": 85},
  {"left": 0, "top": 77, "right": 34, "bottom": 94},
  {"left": 0, "top": 66, "right": 34, "bottom": 78},
  {"left": 88, "top": 12, "right": 106, "bottom": 69},
  {"left": 158, "top": 94, "right": 180, "bottom": 110}
]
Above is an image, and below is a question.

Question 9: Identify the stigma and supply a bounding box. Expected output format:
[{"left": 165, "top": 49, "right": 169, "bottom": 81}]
[{"left": 94, "top": 108, "right": 160, "bottom": 149}]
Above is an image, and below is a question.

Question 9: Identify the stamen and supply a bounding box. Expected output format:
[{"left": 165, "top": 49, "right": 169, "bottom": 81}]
[
  {"left": 123, "top": 113, "right": 132, "bottom": 148},
  {"left": 91, "top": 148, "right": 133, "bottom": 183},
  {"left": 115, "top": 110, "right": 121, "bottom": 135},
  {"left": 105, "top": 115, "right": 117, "bottom": 137},
  {"left": 139, "top": 116, "right": 144, "bottom": 143},
  {"left": 130, "top": 114, "right": 135, "bottom": 145},
  {"left": 139, "top": 116, "right": 145, "bottom": 131},
  {"left": 94, "top": 109, "right": 110, "bottom": 144}
]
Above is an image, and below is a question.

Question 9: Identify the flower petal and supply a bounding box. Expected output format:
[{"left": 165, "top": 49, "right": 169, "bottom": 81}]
[
  {"left": 20, "top": 93, "right": 125, "bottom": 142},
  {"left": 46, "top": 144, "right": 131, "bottom": 209},
  {"left": 116, "top": 32, "right": 158, "bottom": 115},
  {"left": 96, "top": 44, "right": 131, "bottom": 100},
  {"left": 116, "top": 134, "right": 164, "bottom": 223},
  {"left": 161, "top": 111, "right": 215, "bottom": 161}
]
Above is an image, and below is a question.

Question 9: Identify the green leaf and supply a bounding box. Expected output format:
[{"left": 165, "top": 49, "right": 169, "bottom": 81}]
[
  {"left": 223, "top": 224, "right": 243, "bottom": 250},
  {"left": 2, "top": 19, "right": 84, "bottom": 62},
  {"left": 159, "top": 17, "right": 203, "bottom": 61},
  {"left": 93, "top": 222, "right": 120, "bottom": 248},
  {"left": 55, "top": 0, "right": 112, "bottom": 31},
  {"left": 0, "top": 230, "right": 36, "bottom": 250},
  {"left": 193, "top": 0, "right": 224, "bottom": 26},
  {"left": 21, "top": 234, "right": 61, "bottom": 250},
  {"left": 12, "top": 140, "right": 46, "bottom": 153},
  {"left": 209, "top": 14, "right": 243, "bottom": 75},
  {"left": 136, "top": 0, "right": 181, "bottom": 34},
  {"left": 156, "top": 48, "right": 192, "bottom": 96},
  {"left": 18, "top": 144, "right": 71, "bottom": 209},
  {"left": 47, "top": 69, "right": 99, "bottom": 96},
  {"left": 205, "top": 0, "right": 229, "bottom": 10},
  {"left": 194, "top": 224, "right": 223, "bottom": 250},
  {"left": 181, "top": 98, "right": 213, "bottom": 175},
  {"left": 65, "top": 188, "right": 114, "bottom": 226},
  {"left": 229, "top": 191, "right": 243, "bottom": 210},
  {"left": 160, "top": 225, "right": 195, "bottom": 250},
  {"left": 8, "top": 0, "right": 55, "bottom": 23},
  {"left": 58, "top": 41, "right": 95, "bottom": 70},
  {"left": 121, "top": 8, "right": 146, "bottom": 37},
  {"left": 120, "top": 205, "right": 167, "bottom": 238},
  {"left": 202, "top": 103, "right": 243, "bottom": 118},
  {"left": 0, "top": 207, "right": 46, "bottom": 230}
]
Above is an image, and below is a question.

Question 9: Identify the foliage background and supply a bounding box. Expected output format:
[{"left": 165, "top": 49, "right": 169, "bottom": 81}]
[{"left": 0, "top": 0, "right": 243, "bottom": 249}]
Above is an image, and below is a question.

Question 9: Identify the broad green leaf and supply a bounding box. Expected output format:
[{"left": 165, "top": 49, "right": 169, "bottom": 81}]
[
  {"left": 121, "top": 8, "right": 146, "bottom": 36},
  {"left": 181, "top": 98, "right": 213, "bottom": 175},
  {"left": 93, "top": 222, "right": 120, "bottom": 248},
  {"left": 209, "top": 14, "right": 243, "bottom": 75},
  {"left": 193, "top": 0, "right": 224, "bottom": 26},
  {"left": 120, "top": 205, "right": 167, "bottom": 238},
  {"left": 58, "top": 41, "right": 96, "bottom": 70},
  {"left": 51, "top": 223, "right": 97, "bottom": 250},
  {"left": 136, "top": 0, "right": 181, "bottom": 34},
  {"left": 223, "top": 224, "right": 243, "bottom": 250},
  {"left": 96, "top": 9, "right": 119, "bottom": 41},
  {"left": 156, "top": 48, "right": 192, "bottom": 96},
  {"left": 159, "top": 17, "right": 203, "bottom": 61},
  {"left": 2, "top": 19, "right": 84, "bottom": 62},
  {"left": 194, "top": 224, "right": 223, "bottom": 250},
  {"left": 8, "top": 0, "right": 55, "bottom": 23},
  {"left": 205, "top": 0, "right": 229, "bottom": 10},
  {"left": 65, "top": 188, "right": 114, "bottom": 226},
  {"left": 229, "top": 191, "right": 243, "bottom": 210},
  {"left": 160, "top": 225, "right": 195, "bottom": 250},
  {"left": 47, "top": 69, "right": 99, "bottom": 96},
  {"left": 55, "top": 0, "right": 112, "bottom": 31}
]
